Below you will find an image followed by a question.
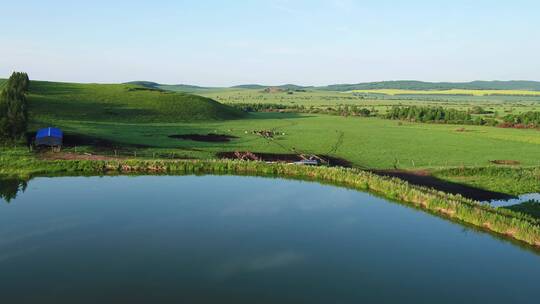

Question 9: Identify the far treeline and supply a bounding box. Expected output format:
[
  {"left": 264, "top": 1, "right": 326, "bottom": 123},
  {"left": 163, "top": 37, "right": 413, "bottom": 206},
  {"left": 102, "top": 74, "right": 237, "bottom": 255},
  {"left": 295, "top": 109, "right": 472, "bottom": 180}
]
[
  {"left": 229, "top": 102, "right": 540, "bottom": 128},
  {"left": 385, "top": 106, "right": 540, "bottom": 128},
  {"left": 228, "top": 103, "right": 373, "bottom": 117},
  {"left": 0, "top": 72, "right": 30, "bottom": 142}
]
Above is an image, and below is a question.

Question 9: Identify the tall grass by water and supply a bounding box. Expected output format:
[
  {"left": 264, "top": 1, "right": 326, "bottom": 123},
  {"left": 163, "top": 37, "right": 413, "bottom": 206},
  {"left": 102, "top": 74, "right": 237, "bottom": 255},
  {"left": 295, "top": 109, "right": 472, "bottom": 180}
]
[{"left": 2, "top": 148, "right": 540, "bottom": 248}]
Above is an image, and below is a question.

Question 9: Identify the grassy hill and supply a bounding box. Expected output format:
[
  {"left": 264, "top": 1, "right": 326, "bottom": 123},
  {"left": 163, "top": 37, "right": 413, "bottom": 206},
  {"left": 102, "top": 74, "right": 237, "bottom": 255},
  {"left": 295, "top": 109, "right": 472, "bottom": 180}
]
[
  {"left": 28, "top": 81, "right": 245, "bottom": 124},
  {"left": 126, "top": 81, "right": 219, "bottom": 94},
  {"left": 128, "top": 82, "right": 313, "bottom": 93},
  {"left": 125, "top": 80, "right": 540, "bottom": 93}
]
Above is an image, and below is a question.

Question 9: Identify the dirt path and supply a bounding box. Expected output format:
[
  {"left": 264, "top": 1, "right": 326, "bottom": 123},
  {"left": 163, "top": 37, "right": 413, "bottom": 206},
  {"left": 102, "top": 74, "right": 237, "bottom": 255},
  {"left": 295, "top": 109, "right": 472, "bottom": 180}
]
[
  {"left": 39, "top": 152, "right": 121, "bottom": 161},
  {"left": 370, "top": 169, "right": 514, "bottom": 201}
]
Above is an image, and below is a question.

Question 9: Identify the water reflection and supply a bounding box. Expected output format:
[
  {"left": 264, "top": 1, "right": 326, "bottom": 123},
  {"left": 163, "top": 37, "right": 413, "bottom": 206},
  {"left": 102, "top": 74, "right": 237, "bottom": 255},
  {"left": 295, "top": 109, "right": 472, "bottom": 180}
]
[
  {"left": 0, "top": 177, "right": 28, "bottom": 203},
  {"left": 212, "top": 251, "right": 304, "bottom": 279},
  {"left": 0, "top": 175, "right": 539, "bottom": 304},
  {"left": 486, "top": 193, "right": 540, "bottom": 207}
]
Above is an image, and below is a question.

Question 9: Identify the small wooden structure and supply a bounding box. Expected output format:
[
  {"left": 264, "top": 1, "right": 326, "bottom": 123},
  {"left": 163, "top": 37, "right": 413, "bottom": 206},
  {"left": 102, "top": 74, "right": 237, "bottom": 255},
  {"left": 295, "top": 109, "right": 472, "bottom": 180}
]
[
  {"left": 35, "top": 127, "right": 63, "bottom": 151},
  {"left": 234, "top": 151, "right": 260, "bottom": 161},
  {"left": 293, "top": 159, "right": 319, "bottom": 166}
]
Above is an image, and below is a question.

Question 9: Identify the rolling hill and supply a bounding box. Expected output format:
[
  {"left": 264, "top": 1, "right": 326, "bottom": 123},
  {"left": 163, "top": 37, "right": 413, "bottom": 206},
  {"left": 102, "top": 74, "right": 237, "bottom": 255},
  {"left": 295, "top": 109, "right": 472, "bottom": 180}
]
[
  {"left": 125, "top": 81, "right": 218, "bottom": 93},
  {"left": 127, "top": 80, "right": 540, "bottom": 93},
  {"left": 28, "top": 81, "right": 246, "bottom": 124}
]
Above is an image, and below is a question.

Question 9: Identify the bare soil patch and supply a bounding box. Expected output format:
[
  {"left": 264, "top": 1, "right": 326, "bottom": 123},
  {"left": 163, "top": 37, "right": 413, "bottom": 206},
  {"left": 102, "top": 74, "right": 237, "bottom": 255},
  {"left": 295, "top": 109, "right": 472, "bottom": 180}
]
[
  {"left": 169, "top": 134, "right": 238, "bottom": 142},
  {"left": 39, "top": 152, "right": 121, "bottom": 161},
  {"left": 490, "top": 160, "right": 521, "bottom": 165}
]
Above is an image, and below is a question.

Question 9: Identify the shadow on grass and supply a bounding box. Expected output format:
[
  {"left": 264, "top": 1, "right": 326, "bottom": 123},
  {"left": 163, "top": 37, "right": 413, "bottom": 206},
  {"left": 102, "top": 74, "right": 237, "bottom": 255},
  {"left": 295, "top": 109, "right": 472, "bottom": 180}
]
[
  {"left": 29, "top": 96, "right": 160, "bottom": 123},
  {"left": 370, "top": 169, "right": 515, "bottom": 201},
  {"left": 504, "top": 201, "right": 540, "bottom": 220},
  {"left": 62, "top": 133, "right": 154, "bottom": 149}
]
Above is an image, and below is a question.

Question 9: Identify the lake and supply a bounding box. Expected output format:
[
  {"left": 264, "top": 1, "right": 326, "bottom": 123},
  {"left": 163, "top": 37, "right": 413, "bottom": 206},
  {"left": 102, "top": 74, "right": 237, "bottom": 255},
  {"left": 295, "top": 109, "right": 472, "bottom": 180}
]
[{"left": 1, "top": 175, "right": 539, "bottom": 303}]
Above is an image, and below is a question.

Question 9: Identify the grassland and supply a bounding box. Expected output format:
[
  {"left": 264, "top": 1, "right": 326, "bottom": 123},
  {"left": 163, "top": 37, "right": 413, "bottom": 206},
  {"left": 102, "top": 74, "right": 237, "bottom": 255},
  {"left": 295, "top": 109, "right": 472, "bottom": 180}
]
[
  {"left": 28, "top": 81, "right": 245, "bottom": 124},
  {"left": 199, "top": 88, "right": 540, "bottom": 116},
  {"left": 434, "top": 167, "right": 540, "bottom": 195},
  {"left": 47, "top": 113, "right": 540, "bottom": 169},
  {"left": 7, "top": 80, "right": 534, "bottom": 195}
]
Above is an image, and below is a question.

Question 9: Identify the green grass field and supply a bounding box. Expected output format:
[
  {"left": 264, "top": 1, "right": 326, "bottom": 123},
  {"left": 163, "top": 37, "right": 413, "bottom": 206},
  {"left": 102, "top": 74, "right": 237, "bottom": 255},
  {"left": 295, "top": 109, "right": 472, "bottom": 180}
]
[
  {"left": 48, "top": 112, "right": 540, "bottom": 169},
  {"left": 0, "top": 80, "right": 535, "bottom": 196},
  {"left": 22, "top": 81, "right": 540, "bottom": 169},
  {"left": 28, "top": 81, "right": 245, "bottom": 124},
  {"left": 198, "top": 88, "right": 540, "bottom": 116}
]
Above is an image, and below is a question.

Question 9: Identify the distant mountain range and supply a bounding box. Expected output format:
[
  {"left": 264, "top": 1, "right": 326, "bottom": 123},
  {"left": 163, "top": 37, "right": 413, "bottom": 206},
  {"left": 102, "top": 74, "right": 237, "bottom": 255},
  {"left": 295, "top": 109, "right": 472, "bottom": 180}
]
[
  {"left": 320, "top": 81, "right": 540, "bottom": 91},
  {"left": 126, "top": 80, "right": 540, "bottom": 92},
  {"left": 230, "top": 84, "right": 312, "bottom": 90}
]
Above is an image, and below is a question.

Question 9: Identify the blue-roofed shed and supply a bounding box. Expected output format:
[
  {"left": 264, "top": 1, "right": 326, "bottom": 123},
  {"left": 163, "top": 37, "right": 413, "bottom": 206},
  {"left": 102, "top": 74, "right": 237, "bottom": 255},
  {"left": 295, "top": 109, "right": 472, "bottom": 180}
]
[{"left": 35, "top": 127, "right": 63, "bottom": 147}]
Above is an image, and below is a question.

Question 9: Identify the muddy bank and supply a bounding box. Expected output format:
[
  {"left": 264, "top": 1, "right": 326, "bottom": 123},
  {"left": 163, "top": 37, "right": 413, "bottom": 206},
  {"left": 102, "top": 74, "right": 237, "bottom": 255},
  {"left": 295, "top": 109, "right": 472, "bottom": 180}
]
[
  {"left": 217, "top": 152, "right": 351, "bottom": 167},
  {"left": 169, "top": 134, "right": 238, "bottom": 142},
  {"left": 371, "top": 169, "right": 515, "bottom": 201}
]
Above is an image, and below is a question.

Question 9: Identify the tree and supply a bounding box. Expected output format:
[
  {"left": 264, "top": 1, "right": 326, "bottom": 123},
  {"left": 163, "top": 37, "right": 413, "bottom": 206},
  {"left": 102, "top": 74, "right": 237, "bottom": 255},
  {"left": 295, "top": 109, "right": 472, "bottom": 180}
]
[{"left": 0, "top": 72, "right": 29, "bottom": 141}]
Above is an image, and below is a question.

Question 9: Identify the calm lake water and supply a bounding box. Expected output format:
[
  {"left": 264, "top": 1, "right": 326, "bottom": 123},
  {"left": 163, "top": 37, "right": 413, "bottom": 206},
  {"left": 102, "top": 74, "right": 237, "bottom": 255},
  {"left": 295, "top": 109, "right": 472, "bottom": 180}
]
[{"left": 1, "top": 175, "right": 539, "bottom": 304}]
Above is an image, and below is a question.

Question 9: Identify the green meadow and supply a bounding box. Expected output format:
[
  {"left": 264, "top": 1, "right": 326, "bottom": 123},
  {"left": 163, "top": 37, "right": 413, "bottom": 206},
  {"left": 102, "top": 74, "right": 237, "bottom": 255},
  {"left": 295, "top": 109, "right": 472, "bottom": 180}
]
[
  {"left": 199, "top": 88, "right": 540, "bottom": 116},
  {"left": 0, "top": 79, "right": 537, "bottom": 197},
  {"left": 28, "top": 81, "right": 245, "bottom": 123},
  {"left": 49, "top": 113, "right": 540, "bottom": 170}
]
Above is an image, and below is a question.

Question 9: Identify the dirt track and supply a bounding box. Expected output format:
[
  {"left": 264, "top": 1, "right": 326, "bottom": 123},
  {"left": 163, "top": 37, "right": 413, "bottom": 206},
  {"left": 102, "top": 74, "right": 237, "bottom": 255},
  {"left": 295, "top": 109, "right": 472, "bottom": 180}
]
[{"left": 39, "top": 152, "right": 121, "bottom": 161}]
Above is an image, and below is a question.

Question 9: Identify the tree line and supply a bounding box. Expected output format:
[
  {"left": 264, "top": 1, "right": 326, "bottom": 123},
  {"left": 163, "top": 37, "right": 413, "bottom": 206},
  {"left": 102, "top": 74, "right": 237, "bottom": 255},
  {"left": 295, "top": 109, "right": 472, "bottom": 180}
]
[
  {"left": 385, "top": 106, "right": 540, "bottom": 128},
  {"left": 384, "top": 106, "right": 494, "bottom": 125},
  {"left": 228, "top": 103, "right": 373, "bottom": 117},
  {"left": 501, "top": 112, "right": 540, "bottom": 128},
  {"left": 0, "top": 72, "right": 30, "bottom": 142}
]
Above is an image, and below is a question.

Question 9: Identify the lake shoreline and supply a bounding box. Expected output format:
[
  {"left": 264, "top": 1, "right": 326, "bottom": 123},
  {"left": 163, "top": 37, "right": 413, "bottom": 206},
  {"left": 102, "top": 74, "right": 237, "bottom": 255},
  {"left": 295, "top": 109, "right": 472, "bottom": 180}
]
[{"left": 2, "top": 156, "right": 540, "bottom": 248}]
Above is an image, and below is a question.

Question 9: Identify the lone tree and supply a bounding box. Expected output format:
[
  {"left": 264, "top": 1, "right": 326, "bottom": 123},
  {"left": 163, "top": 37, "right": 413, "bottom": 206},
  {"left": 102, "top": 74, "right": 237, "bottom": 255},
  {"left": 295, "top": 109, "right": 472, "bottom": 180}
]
[{"left": 0, "top": 72, "right": 30, "bottom": 141}]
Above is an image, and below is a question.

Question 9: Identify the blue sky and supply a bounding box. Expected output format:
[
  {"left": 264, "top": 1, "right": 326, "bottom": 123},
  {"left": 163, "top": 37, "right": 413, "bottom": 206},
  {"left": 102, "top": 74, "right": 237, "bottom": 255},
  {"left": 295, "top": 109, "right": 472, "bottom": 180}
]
[{"left": 1, "top": 0, "right": 539, "bottom": 86}]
